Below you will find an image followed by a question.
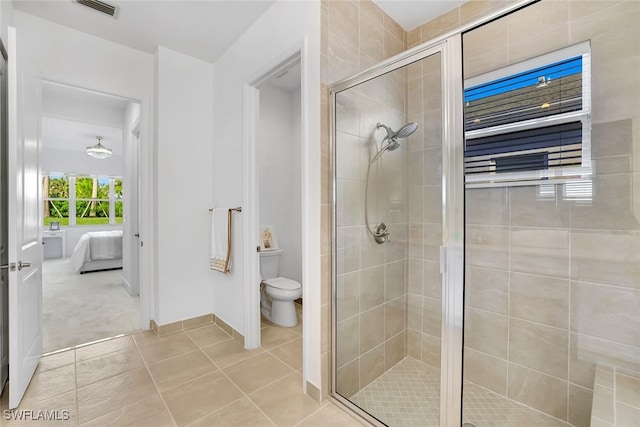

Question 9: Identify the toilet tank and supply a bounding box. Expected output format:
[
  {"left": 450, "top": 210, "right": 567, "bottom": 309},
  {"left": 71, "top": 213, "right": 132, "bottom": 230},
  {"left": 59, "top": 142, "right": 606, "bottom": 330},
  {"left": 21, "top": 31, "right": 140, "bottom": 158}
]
[{"left": 259, "top": 249, "right": 283, "bottom": 280}]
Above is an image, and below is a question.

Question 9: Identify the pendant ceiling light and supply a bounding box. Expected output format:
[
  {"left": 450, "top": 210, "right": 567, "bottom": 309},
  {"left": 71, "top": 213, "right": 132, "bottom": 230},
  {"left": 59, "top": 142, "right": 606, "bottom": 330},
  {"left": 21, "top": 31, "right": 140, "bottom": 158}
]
[{"left": 86, "top": 136, "right": 112, "bottom": 159}]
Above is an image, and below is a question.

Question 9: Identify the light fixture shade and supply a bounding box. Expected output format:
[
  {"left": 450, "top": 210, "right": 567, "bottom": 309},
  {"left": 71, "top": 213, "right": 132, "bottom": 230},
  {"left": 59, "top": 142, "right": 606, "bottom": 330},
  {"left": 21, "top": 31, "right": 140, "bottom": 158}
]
[{"left": 86, "top": 136, "right": 112, "bottom": 159}]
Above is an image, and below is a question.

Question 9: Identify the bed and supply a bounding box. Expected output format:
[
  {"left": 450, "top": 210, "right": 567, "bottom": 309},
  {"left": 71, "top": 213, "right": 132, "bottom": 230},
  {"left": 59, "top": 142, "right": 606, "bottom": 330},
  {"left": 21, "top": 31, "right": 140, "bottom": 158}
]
[{"left": 70, "top": 230, "right": 123, "bottom": 273}]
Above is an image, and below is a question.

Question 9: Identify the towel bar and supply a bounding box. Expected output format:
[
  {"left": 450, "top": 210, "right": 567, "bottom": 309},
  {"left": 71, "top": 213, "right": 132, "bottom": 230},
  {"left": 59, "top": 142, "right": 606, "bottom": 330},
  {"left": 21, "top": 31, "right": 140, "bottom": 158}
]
[{"left": 209, "top": 207, "right": 242, "bottom": 213}]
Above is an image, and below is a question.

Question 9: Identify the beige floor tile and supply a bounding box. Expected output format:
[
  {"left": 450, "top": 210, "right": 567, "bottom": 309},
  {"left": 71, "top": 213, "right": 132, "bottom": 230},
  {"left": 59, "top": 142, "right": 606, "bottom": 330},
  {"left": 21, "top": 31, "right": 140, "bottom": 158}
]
[
  {"left": 188, "top": 396, "right": 274, "bottom": 427},
  {"left": 79, "top": 394, "right": 175, "bottom": 427},
  {"left": 295, "top": 403, "right": 366, "bottom": 426},
  {"left": 21, "top": 364, "right": 76, "bottom": 405},
  {"left": 201, "top": 338, "right": 264, "bottom": 369},
  {"left": 4, "top": 390, "right": 77, "bottom": 427},
  {"left": 136, "top": 332, "right": 199, "bottom": 365},
  {"left": 162, "top": 371, "right": 244, "bottom": 427},
  {"left": 250, "top": 372, "right": 322, "bottom": 427},
  {"left": 76, "top": 347, "right": 145, "bottom": 388},
  {"left": 75, "top": 335, "right": 135, "bottom": 362},
  {"left": 269, "top": 337, "right": 303, "bottom": 371},
  {"left": 185, "top": 324, "right": 233, "bottom": 348},
  {"left": 261, "top": 315, "right": 274, "bottom": 327},
  {"left": 223, "top": 353, "right": 295, "bottom": 394},
  {"left": 148, "top": 350, "right": 217, "bottom": 392},
  {"left": 291, "top": 319, "right": 303, "bottom": 336},
  {"left": 131, "top": 330, "right": 161, "bottom": 347},
  {"left": 261, "top": 325, "right": 300, "bottom": 349},
  {"left": 77, "top": 367, "right": 157, "bottom": 424},
  {"left": 37, "top": 350, "right": 75, "bottom": 373}
]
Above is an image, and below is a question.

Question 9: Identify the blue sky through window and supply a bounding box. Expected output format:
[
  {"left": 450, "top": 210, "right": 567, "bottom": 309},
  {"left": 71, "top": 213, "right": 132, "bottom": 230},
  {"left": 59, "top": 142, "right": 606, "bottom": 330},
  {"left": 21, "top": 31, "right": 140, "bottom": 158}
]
[{"left": 465, "top": 56, "right": 582, "bottom": 102}]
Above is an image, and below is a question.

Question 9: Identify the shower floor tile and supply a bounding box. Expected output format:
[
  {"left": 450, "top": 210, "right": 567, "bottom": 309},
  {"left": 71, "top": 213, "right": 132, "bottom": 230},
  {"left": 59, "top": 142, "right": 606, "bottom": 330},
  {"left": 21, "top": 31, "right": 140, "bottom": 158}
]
[{"left": 351, "top": 358, "right": 572, "bottom": 427}]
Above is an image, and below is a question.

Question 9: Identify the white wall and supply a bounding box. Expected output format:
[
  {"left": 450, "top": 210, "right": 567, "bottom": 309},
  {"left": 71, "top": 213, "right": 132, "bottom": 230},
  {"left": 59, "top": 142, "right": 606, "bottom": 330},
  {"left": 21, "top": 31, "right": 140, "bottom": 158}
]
[
  {"left": 154, "top": 46, "right": 214, "bottom": 324},
  {"left": 13, "top": 11, "right": 155, "bottom": 325},
  {"left": 258, "top": 84, "right": 302, "bottom": 283},
  {"left": 211, "top": 0, "right": 321, "bottom": 389},
  {"left": 40, "top": 148, "right": 123, "bottom": 177}
]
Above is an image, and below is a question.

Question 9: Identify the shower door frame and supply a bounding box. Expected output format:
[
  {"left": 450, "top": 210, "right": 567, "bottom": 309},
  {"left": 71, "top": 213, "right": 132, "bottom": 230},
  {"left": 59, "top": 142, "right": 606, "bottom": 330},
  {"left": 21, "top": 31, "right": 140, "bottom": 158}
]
[
  {"left": 329, "top": 1, "right": 538, "bottom": 425},
  {"left": 329, "top": 35, "right": 465, "bottom": 427}
]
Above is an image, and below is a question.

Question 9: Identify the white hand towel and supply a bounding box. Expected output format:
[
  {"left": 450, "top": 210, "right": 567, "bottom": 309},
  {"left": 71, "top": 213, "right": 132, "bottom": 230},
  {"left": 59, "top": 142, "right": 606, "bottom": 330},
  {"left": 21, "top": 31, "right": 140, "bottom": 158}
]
[{"left": 210, "top": 208, "right": 232, "bottom": 273}]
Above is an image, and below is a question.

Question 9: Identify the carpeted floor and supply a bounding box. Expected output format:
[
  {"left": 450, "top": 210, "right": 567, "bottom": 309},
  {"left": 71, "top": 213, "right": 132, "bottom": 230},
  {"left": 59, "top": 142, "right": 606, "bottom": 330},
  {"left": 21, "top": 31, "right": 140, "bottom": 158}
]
[{"left": 42, "top": 258, "right": 140, "bottom": 353}]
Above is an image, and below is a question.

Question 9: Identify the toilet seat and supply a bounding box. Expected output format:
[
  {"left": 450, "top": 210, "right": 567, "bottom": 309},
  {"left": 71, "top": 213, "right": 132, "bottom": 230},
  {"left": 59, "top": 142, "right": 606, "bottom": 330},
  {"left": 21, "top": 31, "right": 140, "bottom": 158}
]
[{"left": 263, "top": 277, "right": 301, "bottom": 291}]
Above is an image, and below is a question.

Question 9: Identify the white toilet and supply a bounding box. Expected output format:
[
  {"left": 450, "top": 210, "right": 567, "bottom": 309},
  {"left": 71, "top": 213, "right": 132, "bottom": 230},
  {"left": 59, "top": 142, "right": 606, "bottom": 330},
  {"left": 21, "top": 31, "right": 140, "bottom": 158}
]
[{"left": 260, "top": 248, "right": 302, "bottom": 327}]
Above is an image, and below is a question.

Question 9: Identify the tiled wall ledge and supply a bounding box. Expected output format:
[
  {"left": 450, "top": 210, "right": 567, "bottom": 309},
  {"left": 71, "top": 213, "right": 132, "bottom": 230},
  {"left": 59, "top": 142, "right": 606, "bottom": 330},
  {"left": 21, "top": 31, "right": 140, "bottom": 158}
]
[
  {"left": 150, "top": 314, "right": 245, "bottom": 346},
  {"left": 591, "top": 364, "right": 640, "bottom": 426}
]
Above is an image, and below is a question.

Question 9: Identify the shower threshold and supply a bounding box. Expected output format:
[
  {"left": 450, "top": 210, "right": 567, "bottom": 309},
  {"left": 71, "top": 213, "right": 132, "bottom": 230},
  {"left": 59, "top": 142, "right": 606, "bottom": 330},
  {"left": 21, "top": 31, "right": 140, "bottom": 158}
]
[{"left": 350, "top": 358, "right": 572, "bottom": 427}]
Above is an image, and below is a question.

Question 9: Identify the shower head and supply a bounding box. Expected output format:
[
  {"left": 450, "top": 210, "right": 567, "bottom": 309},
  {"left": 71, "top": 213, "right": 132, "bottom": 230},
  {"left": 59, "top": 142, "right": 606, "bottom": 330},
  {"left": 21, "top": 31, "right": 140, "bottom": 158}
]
[
  {"left": 370, "top": 122, "right": 419, "bottom": 163},
  {"left": 395, "top": 122, "right": 419, "bottom": 139}
]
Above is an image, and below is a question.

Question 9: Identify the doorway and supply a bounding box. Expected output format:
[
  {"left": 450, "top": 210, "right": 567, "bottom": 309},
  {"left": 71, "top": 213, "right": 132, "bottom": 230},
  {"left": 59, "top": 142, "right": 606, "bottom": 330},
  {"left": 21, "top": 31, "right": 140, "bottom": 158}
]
[
  {"left": 255, "top": 57, "right": 304, "bottom": 361},
  {"left": 39, "top": 81, "right": 143, "bottom": 353}
]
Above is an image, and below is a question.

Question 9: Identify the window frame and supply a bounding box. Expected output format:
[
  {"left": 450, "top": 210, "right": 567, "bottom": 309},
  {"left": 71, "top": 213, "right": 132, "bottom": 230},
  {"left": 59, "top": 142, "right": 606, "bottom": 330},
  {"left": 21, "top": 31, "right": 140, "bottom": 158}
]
[
  {"left": 463, "top": 41, "right": 592, "bottom": 187},
  {"left": 42, "top": 173, "right": 124, "bottom": 227}
]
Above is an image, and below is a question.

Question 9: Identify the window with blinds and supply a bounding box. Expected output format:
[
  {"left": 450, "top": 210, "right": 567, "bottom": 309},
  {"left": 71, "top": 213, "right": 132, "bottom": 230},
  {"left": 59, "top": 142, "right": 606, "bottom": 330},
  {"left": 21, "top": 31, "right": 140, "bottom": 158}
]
[{"left": 464, "top": 42, "right": 592, "bottom": 187}]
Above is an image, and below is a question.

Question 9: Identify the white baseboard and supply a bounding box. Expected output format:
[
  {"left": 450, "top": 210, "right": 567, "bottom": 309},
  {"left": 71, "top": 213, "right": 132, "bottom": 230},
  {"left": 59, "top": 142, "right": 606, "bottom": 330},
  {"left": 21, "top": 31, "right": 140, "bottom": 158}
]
[{"left": 122, "top": 277, "right": 134, "bottom": 296}]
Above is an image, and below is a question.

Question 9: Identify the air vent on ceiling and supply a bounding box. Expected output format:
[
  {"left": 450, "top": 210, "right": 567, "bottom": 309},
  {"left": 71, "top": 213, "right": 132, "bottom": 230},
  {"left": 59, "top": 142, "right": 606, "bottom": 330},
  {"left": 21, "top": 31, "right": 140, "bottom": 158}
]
[{"left": 76, "top": 0, "right": 117, "bottom": 17}]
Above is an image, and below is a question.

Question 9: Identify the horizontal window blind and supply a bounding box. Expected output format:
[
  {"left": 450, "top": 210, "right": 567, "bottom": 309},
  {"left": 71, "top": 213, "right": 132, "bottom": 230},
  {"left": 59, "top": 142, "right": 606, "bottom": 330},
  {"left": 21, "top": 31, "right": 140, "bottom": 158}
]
[{"left": 465, "top": 122, "right": 582, "bottom": 175}]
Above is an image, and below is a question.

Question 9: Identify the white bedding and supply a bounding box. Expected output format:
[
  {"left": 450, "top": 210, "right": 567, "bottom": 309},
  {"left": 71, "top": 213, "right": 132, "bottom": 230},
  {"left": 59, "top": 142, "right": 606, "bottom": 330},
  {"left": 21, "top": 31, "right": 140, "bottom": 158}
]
[{"left": 70, "top": 230, "right": 123, "bottom": 273}]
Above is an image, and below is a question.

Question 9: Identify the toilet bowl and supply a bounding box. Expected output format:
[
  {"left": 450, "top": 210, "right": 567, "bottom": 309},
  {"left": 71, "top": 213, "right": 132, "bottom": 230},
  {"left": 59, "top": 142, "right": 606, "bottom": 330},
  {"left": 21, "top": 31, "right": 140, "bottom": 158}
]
[
  {"left": 261, "top": 277, "right": 302, "bottom": 327},
  {"left": 260, "top": 248, "right": 302, "bottom": 327}
]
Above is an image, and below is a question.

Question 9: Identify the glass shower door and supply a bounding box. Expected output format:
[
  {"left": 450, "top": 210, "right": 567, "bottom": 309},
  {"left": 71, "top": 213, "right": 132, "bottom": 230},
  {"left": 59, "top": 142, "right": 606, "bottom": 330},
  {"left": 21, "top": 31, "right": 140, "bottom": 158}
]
[{"left": 332, "top": 37, "right": 464, "bottom": 427}]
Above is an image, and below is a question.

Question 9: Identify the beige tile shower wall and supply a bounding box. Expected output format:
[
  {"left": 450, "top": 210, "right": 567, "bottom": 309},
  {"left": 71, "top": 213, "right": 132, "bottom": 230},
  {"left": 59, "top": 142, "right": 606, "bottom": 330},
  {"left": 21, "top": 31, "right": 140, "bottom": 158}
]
[
  {"left": 460, "top": 1, "right": 640, "bottom": 426},
  {"left": 404, "top": 0, "right": 515, "bottom": 371},
  {"left": 321, "top": 0, "right": 408, "bottom": 399},
  {"left": 405, "top": 52, "right": 445, "bottom": 370}
]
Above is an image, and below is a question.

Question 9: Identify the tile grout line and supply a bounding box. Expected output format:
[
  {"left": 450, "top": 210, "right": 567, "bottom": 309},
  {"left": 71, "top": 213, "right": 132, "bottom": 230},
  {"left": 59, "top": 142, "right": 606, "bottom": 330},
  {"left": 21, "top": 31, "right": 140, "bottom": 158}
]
[
  {"left": 169, "top": 330, "right": 246, "bottom": 422},
  {"left": 132, "top": 332, "right": 179, "bottom": 427},
  {"left": 190, "top": 327, "right": 300, "bottom": 426},
  {"left": 212, "top": 356, "right": 283, "bottom": 427},
  {"left": 74, "top": 349, "right": 79, "bottom": 426},
  {"left": 292, "top": 401, "right": 333, "bottom": 427}
]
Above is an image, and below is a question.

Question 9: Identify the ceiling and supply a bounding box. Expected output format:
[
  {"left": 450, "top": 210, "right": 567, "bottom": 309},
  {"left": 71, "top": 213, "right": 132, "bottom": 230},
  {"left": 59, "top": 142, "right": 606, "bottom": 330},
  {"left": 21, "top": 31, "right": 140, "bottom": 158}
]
[
  {"left": 42, "top": 117, "right": 124, "bottom": 157},
  {"left": 13, "top": 1, "right": 463, "bottom": 65},
  {"left": 264, "top": 62, "right": 301, "bottom": 92},
  {"left": 372, "top": 0, "right": 467, "bottom": 31},
  {"left": 41, "top": 82, "right": 130, "bottom": 156},
  {"left": 12, "top": 0, "right": 276, "bottom": 64}
]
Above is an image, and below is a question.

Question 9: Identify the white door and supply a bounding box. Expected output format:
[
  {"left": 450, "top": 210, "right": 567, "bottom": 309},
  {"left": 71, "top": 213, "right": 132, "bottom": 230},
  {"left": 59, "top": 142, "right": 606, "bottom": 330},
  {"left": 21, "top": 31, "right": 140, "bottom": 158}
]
[
  {"left": 0, "top": 36, "right": 8, "bottom": 395},
  {"left": 7, "top": 26, "right": 43, "bottom": 409}
]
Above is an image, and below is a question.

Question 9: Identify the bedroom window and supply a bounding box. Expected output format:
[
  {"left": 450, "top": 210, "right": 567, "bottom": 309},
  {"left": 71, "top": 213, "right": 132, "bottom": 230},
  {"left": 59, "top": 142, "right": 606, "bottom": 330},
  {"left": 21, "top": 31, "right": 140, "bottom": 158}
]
[
  {"left": 42, "top": 173, "right": 123, "bottom": 226},
  {"left": 464, "top": 41, "right": 592, "bottom": 187},
  {"left": 43, "top": 173, "right": 70, "bottom": 226},
  {"left": 75, "top": 175, "right": 110, "bottom": 225}
]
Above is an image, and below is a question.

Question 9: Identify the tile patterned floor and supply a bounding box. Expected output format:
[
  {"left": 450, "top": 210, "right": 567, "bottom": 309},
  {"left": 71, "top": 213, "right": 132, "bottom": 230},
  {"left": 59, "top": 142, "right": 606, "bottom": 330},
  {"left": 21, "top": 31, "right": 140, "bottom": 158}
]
[
  {"left": 352, "top": 358, "right": 572, "bottom": 427},
  {"left": 0, "top": 313, "right": 365, "bottom": 427}
]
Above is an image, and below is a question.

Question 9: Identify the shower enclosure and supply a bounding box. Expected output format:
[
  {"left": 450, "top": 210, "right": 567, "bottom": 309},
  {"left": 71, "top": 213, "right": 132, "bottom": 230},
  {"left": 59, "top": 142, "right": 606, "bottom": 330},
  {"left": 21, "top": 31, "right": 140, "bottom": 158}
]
[
  {"left": 331, "top": 1, "right": 640, "bottom": 426},
  {"left": 331, "top": 35, "right": 464, "bottom": 426}
]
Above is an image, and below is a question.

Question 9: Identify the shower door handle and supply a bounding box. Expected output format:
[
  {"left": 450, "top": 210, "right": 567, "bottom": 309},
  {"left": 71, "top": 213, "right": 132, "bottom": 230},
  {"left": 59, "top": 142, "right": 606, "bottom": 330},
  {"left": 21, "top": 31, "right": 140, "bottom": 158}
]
[{"left": 440, "top": 246, "right": 447, "bottom": 274}]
